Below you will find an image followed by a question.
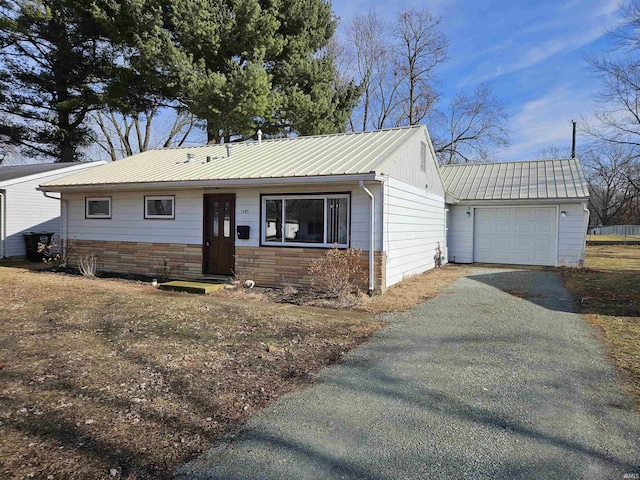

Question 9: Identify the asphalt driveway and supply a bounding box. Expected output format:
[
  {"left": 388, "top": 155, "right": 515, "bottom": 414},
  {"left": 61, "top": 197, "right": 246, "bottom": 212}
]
[{"left": 176, "top": 267, "right": 640, "bottom": 480}]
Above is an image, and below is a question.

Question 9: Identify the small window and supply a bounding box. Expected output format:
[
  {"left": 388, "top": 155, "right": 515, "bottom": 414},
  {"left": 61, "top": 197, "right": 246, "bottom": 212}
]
[
  {"left": 145, "top": 195, "right": 175, "bottom": 219},
  {"left": 262, "top": 194, "right": 349, "bottom": 247},
  {"left": 85, "top": 197, "right": 111, "bottom": 219},
  {"left": 420, "top": 142, "right": 427, "bottom": 172}
]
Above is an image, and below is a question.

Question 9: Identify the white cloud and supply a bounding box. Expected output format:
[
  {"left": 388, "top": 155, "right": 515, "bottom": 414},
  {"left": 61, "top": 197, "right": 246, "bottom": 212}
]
[
  {"left": 498, "top": 86, "right": 597, "bottom": 161},
  {"left": 458, "top": 0, "right": 620, "bottom": 87},
  {"left": 478, "top": 26, "right": 605, "bottom": 84}
]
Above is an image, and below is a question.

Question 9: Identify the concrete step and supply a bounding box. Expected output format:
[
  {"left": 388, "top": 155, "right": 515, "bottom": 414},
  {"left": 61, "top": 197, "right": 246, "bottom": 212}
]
[{"left": 159, "top": 281, "right": 227, "bottom": 294}]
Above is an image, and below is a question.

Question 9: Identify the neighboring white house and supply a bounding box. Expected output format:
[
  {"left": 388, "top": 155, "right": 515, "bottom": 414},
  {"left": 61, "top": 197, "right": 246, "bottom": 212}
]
[
  {"left": 0, "top": 162, "right": 105, "bottom": 258},
  {"left": 38, "top": 125, "right": 589, "bottom": 292}
]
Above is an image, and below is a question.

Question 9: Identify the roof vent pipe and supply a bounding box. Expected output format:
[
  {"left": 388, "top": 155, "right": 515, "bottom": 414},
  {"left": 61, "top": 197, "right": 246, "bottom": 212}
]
[
  {"left": 186, "top": 153, "right": 195, "bottom": 163},
  {"left": 226, "top": 144, "right": 232, "bottom": 158},
  {"left": 257, "top": 129, "right": 262, "bottom": 145}
]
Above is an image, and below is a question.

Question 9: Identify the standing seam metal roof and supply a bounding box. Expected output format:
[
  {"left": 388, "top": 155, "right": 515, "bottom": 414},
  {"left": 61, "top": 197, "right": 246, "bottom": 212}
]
[
  {"left": 440, "top": 159, "right": 589, "bottom": 200},
  {"left": 41, "top": 126, "right": 426, "bottom": 188}
]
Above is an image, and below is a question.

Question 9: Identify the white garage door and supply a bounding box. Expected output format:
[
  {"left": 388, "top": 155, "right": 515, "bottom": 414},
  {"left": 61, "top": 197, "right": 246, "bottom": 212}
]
[{"left": 474, "top": 207, "right": 556, "bottom": 266}]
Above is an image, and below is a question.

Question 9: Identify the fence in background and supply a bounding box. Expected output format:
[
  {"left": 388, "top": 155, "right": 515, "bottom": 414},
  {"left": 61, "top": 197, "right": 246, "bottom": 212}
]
[{"left": 589, "top": 225, "right": 640, "bottom": 237}]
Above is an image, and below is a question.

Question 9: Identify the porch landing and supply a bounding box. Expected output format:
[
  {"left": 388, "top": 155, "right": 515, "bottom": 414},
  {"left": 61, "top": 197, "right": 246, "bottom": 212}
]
[{"left": 159, "top": 281, "right": 227, "bottom": 294}]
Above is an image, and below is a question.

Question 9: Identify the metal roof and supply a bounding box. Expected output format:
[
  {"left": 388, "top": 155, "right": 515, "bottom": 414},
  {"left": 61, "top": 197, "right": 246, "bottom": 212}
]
[
  {"left": 41, "top": 126, "right": 426, "bottom": 189},
  {"left": 440, "top": 159, "right": 589, "bottom": 201},
  {"left": 0, "top": 163, "right": 82, "bottom": 183}
]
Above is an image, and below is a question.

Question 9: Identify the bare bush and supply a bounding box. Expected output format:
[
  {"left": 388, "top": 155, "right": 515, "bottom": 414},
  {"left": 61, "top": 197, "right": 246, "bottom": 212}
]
[
  {"left": 153, "top": 258, "right": 183, "bottom": 283},
  {"left": 232, "top": 254, "right": 256, "bottom": 287},
  {"left": 77, "top": 254, "right": 100, "bottom": 278},
  {"left": 308, "top": 247, "right": 363, "bottom": 299}
]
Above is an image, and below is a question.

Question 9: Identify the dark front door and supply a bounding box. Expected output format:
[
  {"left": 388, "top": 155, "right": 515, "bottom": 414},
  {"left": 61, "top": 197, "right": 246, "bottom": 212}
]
[{"left": 203, "top": 194, "right": 235, "bottom": 275}]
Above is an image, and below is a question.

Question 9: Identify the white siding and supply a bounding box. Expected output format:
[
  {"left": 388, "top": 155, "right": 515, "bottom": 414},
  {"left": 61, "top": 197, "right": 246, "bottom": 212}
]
[
  {"left": 65, "top": 190, "right": 204, "bottom": 244},
  {"left": 63, "top": 183, "right": 385, "bottom": 252},
  {"left": 383, "top": 132, "right": 445, "bottom": 198},
  {"left": 3, "top": 175, "right": 65, "bottom": 257},
  {"left": 448, "top": 205, "right": 474, "bottom": 263},
  {"left": 384, "top": 177, "right": 447, "bottom": 288},
  {"left": 447, "top": 202, "right": 587, "bottom": 267},
  {"left": 558, "top": 202, "right": 588, "bottom": 266}
]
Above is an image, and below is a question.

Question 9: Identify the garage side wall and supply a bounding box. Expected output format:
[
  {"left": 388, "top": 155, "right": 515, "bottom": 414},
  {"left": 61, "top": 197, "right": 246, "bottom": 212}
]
[
  {"left": 447, "top": 205, "right": 473, "bottom": 263},
  {"left": 557, "top": 202, "right": 588, "bottom": 266},
  {"left": 384, "top": 177, "right": 447, "bottom": 288}
]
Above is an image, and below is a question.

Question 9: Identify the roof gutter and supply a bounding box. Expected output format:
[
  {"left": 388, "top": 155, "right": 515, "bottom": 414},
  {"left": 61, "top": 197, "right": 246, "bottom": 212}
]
[
  {"left": 38, "top": 173, "right": 382, "bottom": 193},
  {"left": 453, "top": 197, "right": 589, "bottom": 206}
]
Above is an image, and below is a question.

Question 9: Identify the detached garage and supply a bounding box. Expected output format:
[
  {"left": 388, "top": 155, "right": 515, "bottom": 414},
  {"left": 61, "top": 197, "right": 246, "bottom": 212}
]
[{"left": 442, "top": 159, "right": 589, "bottom": 267}]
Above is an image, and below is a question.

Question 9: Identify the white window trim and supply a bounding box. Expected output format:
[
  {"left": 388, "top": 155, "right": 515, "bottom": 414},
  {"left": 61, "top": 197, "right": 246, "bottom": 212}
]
[
  {"left": 144, "top": 195, "right": 175, "bottom": 219},
  {"left": 85, "top": 196, "right": 111, "bottom": 219},
  {"left": 261, "top": 194, "right": 350, "bottom": 248}
]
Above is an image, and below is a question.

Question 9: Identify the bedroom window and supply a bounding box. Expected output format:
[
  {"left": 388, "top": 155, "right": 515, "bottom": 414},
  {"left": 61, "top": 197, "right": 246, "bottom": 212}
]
[
  {"left": 144, "top": 195, "right": 175, "bottom": 219},
  {"left": 85, "top": 197, "right": 111, "bottom": 219},
  {"left": 262, "top": 194, "right": 349, "bottom": 247}
]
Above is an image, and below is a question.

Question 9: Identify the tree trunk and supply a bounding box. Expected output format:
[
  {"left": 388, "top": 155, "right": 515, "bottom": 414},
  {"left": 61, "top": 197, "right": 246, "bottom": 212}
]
[{"left": 206, "top": 121, "right": 222, "bottom": 144}]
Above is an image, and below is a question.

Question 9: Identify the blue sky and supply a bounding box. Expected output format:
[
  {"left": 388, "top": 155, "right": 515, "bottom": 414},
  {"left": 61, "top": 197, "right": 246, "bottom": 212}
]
[{"left": 332, "top": 0, "right": 622, "bottom": 161}]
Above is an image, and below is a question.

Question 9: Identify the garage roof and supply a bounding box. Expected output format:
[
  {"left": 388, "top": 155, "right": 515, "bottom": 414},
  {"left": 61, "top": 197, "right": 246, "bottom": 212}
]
[
  {"left": 440, "top": 159, "right": 589, "bottom": 200},
  {"left": 40, "top": 126, "right": 425, "bottom": 190}
]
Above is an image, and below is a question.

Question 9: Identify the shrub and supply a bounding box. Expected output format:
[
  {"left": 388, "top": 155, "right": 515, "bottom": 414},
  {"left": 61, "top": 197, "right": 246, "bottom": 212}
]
[
  {"left": 153, "top": 258, "right": 183, "bottom": 283},
  {"left": 232, "top": 254, "right": 255, "bottom": 287},
  {"left": 77, "top": 254, "right": 100, "bottom": 278},
  {"left": 308, "top": 246, "right": 363, "bottom": 299}
]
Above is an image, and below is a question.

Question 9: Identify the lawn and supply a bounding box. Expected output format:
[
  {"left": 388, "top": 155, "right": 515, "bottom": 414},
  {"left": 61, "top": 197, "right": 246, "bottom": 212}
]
[
  {"left": 0, "top": 263, "right": 465, "bottom": 479},
  {"left": 586, "top": 234, "right": 640, "bottom": 244},
  {"left": 560, "top": 244, "right": 640, "bottom": 406}
]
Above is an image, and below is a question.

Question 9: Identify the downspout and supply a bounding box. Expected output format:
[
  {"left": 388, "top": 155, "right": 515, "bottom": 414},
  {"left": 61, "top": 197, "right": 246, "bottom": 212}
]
[
  {"left": 359, "top": 181, "right": 375, "bottom": 296},
  {"left": 582, "top": 202, "right": 590, "bottom": 267},
  {"left": 42, "top": 191, "right": 68, "bottom": 259},
  {"left": 0, "top": 191, "right": 5, "bottom": 258}
]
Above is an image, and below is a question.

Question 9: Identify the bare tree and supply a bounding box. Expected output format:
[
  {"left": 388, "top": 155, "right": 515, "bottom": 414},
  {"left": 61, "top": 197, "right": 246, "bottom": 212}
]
[
  {"left": 342, "top": 12, "right": 403, "bottom": 131},
  {"left": 580, "top": 1, "right": 640, "bottom": 224},
  {"left": 344, "top": 12, "right": 386, "bottom": 131},
  {"left": 92, "top": 105, "right": 198, "bottom": 161},
  {"left": 582, "top": 144, "right": 640, "bottom": 225},
  {"left": 584, "top": 55, "right": 640, "bottom": 150},
  {"left": 536, "top": 145, "right": 573, "bottom": 160},
  {"left": 431, "top": 83, "right": 510, "bottom": 164},
  {"left": 393, "top": 9, "right": 448, "bottom": 126},
  {"left": 341, "top": 8, "right": 447, "bottom": 131}
]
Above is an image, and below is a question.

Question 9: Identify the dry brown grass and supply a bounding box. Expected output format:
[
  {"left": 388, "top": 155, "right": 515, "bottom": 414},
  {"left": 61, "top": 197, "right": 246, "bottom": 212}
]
[
  {"left": 218, "top": 265, "right": 468, "bottom": 315},
  {"left": 355, "top": 265, "right": 468, "bottom": 314},
  {"left": 0, "top": 266, "right": 384, "bottom": 479},
  {"left": 586, "top": 234, "right": 640, "bottom": 244},
  {"left": 560, "top": 245, "right": 640, "bottom": 406}
]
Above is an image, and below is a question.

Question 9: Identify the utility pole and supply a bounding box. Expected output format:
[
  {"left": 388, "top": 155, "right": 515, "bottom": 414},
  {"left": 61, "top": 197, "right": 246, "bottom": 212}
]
[{"left": 571, "top": 120, "right": 576, "bottom": 159}]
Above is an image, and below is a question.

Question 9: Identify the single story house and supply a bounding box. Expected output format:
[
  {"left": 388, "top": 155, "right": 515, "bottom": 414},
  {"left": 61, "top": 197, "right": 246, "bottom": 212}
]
[
  {"left": 0, "top": 161, "right": 105, "bottom": 258},
  {"left": 39, "top": 125, "right": 589, "bottom": 292}
]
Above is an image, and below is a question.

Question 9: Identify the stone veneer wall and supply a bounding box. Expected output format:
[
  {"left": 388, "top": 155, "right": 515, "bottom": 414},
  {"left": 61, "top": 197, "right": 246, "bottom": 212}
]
[
  {"left": 234, "top": 246, "right": 386, "bottom": 293},
  {"left": 68, "top": 240, "right": 202, "bottom": 279},
  {"left": 68, "top": 240, "right": 386, "bottom": 292}
]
